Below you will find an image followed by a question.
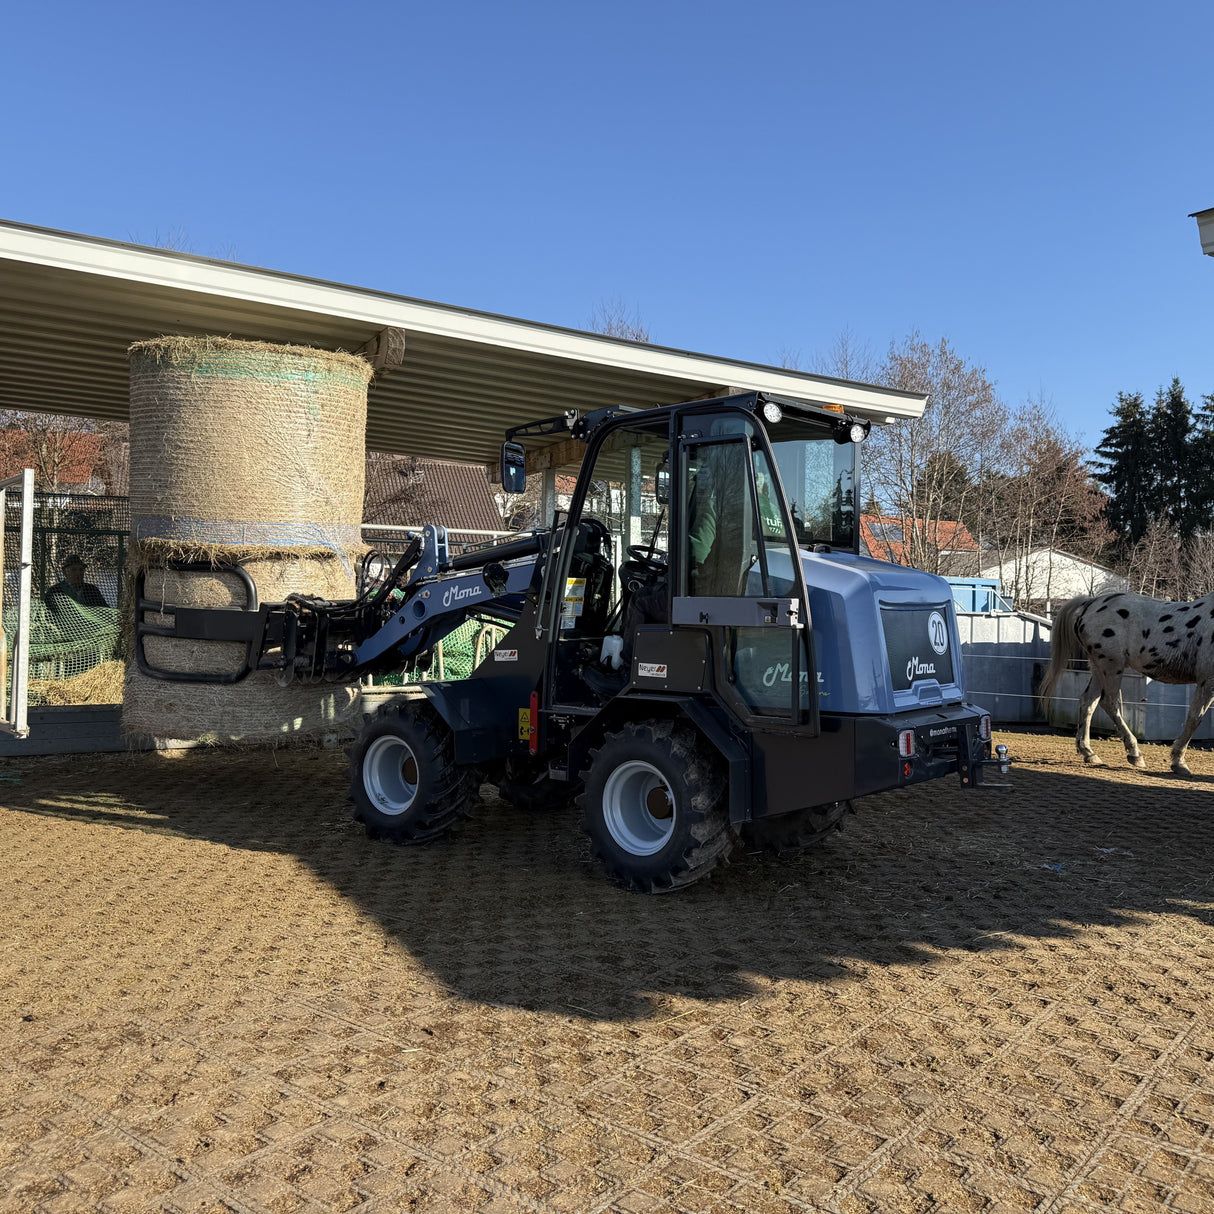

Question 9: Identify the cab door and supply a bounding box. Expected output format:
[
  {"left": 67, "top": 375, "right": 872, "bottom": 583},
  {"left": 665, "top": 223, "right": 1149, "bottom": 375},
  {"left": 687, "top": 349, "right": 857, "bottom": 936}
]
[
  {"left": 540, "top": 415, "right": 673, "bottom": 709},
  {"left": 673, "top": 410, "right": 817, "bottom": 732}
]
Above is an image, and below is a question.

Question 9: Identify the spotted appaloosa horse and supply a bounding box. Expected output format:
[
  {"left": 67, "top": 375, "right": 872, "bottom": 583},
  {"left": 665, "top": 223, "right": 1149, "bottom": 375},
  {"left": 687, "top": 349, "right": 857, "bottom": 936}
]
[{"left": 1039, "top": 591, "right": 1214, "bottom": 776}]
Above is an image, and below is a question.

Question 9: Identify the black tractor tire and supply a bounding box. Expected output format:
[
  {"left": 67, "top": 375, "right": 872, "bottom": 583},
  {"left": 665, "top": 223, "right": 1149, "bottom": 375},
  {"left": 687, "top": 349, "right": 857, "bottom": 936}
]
[
  {"left": 579, "top": 719, "right": 736, "bottom": 893},
  {"left": 348, "top": 700, "right": 475, "bottom": 844},
  {"left": 742, "top": 800, "right": 852, "bottom": 855}
]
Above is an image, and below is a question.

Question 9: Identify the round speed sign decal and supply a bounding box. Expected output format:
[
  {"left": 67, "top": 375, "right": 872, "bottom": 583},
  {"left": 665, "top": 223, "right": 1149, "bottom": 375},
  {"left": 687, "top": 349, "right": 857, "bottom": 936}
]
[{"left": 928, "top": 611, "right": 948, "bottom": 655}]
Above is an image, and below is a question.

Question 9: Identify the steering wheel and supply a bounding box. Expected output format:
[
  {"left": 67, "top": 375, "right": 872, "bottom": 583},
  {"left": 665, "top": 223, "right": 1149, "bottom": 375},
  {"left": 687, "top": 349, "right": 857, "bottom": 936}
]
[{"left": 625, "top": 545, "right": 666, "bottom": 576}]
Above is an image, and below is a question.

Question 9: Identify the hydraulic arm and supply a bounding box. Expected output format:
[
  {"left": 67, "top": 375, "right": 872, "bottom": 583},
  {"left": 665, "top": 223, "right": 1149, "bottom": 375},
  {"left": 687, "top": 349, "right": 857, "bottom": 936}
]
[{"left": 133, "top": 524, "right": 547, "bottom": 686}]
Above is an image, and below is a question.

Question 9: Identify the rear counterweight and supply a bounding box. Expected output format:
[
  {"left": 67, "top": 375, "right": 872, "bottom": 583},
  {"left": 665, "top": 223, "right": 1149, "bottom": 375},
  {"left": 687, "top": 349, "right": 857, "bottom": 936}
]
[{"left": 746, "top": 703, "right": 990, "bottom": 821}]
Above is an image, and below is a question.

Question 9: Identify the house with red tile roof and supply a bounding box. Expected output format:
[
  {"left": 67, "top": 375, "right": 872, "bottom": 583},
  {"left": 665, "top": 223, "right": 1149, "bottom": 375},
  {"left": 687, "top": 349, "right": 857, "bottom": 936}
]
[
  {"left": 364, "top": 454, "right": 505, "bottom": 533},
  {"left": 860, "top": 514, "right": 980, "bottom": 571}
]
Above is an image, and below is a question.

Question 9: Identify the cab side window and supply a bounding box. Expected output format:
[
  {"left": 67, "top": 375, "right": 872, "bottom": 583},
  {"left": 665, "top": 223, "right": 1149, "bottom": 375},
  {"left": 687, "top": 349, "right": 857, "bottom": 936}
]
[
  {"left": 750, "top": 447, "right": 797, "bottom": 596},
  {"left": 683, "top": 437, "right": 797, "bottom": 598},
  {"left": 685, "top": 440, "right": 755, "bottom": 597}
]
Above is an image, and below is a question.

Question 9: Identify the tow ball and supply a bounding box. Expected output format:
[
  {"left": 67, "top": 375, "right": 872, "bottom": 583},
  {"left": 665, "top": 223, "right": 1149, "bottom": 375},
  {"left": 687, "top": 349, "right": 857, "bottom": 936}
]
[
  {"left": 958, "top": 732, "right": 1013, "bottom": 790},
  {"left": 970, "top": 742, "right": 1012, "bottom": 790}
]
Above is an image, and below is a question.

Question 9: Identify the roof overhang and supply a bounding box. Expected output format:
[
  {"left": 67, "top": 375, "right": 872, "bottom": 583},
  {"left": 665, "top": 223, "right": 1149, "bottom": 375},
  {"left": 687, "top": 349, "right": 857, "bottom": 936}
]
[
  {"left": 1190, "top": 207, "right": 1214, "bottom": 257},
  {"left": 0, "top": 220, "right": 927, "bottom": 462}
]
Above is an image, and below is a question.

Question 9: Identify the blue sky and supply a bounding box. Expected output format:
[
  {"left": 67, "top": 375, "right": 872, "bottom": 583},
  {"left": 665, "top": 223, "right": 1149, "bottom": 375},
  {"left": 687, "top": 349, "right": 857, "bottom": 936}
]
[{"left": 3, "top": 1, "right": 1212, "bottom": 447}]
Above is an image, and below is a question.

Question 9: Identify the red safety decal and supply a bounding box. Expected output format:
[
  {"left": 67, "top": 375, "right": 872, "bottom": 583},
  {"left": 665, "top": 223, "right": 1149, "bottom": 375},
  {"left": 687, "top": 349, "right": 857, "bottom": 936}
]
[{"left": 529, "top": 691, "right": 539, "bottom": 756}]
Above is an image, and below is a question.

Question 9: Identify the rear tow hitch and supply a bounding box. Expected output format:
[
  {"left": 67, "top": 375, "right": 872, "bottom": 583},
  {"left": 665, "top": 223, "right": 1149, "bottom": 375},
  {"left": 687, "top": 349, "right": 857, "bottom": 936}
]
[{"left": 963, "top": 742, "right": 1012, "bottom": 791}]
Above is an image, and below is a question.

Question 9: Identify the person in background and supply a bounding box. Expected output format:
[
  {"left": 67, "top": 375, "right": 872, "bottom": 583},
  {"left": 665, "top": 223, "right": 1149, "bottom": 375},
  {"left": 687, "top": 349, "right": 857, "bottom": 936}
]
[{"left": 45, "top": 555, "right": 108, "bottom": 611}]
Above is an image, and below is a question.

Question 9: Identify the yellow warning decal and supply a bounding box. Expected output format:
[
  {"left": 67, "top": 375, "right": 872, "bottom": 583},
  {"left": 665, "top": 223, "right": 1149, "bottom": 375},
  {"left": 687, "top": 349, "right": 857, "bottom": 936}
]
[
  {"left": 559, "top": 578, "right": 587, "bottom": 630},
  {"left": 518, "top": 708, "right": 531, "bottom": 741}
]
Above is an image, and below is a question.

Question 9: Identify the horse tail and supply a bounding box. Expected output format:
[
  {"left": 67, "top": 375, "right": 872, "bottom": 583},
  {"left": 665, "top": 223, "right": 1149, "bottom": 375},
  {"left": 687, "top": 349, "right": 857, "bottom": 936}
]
[{"left": 1039, "top": 596, "right": 1093, "bottom": 710}]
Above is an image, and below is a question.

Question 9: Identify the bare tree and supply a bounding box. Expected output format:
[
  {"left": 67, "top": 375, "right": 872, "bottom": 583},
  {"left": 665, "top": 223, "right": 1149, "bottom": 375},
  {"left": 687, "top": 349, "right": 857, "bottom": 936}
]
[
  {"left": 978, "top": 398, "right": 1111, "bottom": 607},
  {"left": 94, "top": 421, "right": 130, "bottom": 495},
  {"left": 589, "top": 298, "right": 651, "bottom": 343},
  {"left": 810, "top": 326, "right": 880, "bottom": 385},
  {"left": 802, "top": 329, "right": 1117, "bottom": 599},
  {"left": 153, "top": 226, "right": 194, "bottom": 253},
  {"left": 862, "top": 333, "right": 1007, "bottom": 574},
  {"left": 1127, "top": 514, "right": 1181, "bottom": 597},
  {"left": 127, "top": 227, "right": 239, "bottom": 261},
  {"left": 496, "top": 479, "right": 545, "bottom": 531},
  {"left": 1182, "top": 535, "right": 1214, "bottom": 598},
  {"left": 0, "top": 410, "right": 99, "bottom": 491}
]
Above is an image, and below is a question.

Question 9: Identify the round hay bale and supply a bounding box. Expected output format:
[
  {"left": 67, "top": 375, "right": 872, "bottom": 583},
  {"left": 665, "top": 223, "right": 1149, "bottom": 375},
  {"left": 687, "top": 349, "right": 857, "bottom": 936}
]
[
  {"left": 129, "top": 336, "right": 370, "bottom": 545},
  {"left": 123, "top": 554, "right": 361, "bottom": 743},
  {"left": 124, "top": 337, "right": 371, "bottom": 743}
]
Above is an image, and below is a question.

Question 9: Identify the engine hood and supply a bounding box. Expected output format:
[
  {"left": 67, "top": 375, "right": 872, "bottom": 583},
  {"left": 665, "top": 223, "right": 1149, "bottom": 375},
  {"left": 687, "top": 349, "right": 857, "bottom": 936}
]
[{"left": 800, "top": 550, "right": 966, "bottom": 715}]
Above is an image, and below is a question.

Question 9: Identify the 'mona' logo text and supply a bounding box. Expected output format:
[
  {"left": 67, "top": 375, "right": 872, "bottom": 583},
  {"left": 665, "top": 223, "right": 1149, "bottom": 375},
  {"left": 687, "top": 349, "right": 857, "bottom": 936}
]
[
  {"left": 442, "top": 583, "right": 482, "bottom": 608},
  {"left": 906, "top": 655, "right": 937, "bottom": 681}
]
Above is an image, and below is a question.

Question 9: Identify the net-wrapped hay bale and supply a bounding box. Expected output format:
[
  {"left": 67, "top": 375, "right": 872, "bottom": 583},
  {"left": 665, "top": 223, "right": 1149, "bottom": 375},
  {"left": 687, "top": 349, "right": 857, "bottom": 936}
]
[
  {"left": 124, "top": 337, "right": 372, "bottom": 743},
  {"left": 128, "top": 336, "right": 368, "bottom": 540},
  {"left": 124, "top": 555, "right": 362, "bottom": 741}
]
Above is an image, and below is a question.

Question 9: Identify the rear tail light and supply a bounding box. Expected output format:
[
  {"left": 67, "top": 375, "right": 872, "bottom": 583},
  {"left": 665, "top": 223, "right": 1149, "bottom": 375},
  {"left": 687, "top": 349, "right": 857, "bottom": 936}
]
[
  {"left": 978, "top": 714, "right": 991, "bottom": 742},
  {"left": 897, "top": 729, "right": 916, "bottom": 758}
]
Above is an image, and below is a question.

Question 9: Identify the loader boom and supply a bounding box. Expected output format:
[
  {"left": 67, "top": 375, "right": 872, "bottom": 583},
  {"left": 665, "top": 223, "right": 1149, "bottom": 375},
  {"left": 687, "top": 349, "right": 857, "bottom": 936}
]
[{"left": 134, "top": 523, "right": 547, "bottom": 685}]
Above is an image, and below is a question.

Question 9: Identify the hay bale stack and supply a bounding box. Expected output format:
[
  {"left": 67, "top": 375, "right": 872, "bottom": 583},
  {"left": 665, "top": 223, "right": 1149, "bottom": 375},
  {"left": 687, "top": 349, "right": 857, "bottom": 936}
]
[{"left": 124, "top": 337, "right": 372, "bottom": 743}]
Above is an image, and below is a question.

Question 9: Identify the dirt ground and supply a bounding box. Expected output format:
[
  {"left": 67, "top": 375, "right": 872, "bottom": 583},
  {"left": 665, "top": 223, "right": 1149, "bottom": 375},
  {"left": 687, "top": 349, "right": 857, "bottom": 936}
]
[{"left": 1, "top": 728, "right": 1213, "bottom": 1213}]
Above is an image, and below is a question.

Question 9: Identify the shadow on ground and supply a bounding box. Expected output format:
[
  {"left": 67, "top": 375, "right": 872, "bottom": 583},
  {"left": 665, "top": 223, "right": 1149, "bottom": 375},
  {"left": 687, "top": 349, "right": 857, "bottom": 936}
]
[{"left": 5, "top": 734, "right": 1213, "bottom": 1020}]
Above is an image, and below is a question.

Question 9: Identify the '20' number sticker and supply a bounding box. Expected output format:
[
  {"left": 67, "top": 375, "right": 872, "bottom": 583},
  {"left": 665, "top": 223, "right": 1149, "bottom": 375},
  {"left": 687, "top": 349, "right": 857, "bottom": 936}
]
[{"left": 928, "top": 611, "right": 948, "bottom": 655}]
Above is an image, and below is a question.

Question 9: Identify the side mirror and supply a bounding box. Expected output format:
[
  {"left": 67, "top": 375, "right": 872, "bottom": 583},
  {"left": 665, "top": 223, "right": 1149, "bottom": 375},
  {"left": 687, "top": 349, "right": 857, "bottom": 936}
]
[
  {"left": 500, "top": 441, "right": 527, "bottom": 494},
  {"left": 654, "top": 455, "right": 671, "bottom": 506}
]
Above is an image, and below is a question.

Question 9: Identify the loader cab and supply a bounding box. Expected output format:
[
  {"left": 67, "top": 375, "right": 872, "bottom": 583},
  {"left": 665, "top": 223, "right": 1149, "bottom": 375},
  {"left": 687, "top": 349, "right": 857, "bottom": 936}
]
[{"left": 541, "top": 393, "right": 862, "bottom": 732}]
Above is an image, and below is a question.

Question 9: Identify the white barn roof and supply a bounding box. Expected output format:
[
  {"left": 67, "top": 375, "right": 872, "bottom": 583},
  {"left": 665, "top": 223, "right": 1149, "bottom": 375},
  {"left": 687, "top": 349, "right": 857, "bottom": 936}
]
[{"left": 0, "top": 220, "right": 927, "bottom": 461}]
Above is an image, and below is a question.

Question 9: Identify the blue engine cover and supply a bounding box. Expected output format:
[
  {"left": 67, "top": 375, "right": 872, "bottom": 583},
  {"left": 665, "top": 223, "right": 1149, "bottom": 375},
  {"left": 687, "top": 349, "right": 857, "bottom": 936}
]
[{"left": 802, "top": 551, "right": 967, "bottom": 716}]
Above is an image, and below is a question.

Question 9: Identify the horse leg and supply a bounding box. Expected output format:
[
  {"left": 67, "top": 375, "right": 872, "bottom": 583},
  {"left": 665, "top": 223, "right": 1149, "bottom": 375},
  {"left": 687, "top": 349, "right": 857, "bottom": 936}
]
[
  {"left": 1098, "top": 680, "right": 1145, "bottom": 769},
  {"left": 1076, "top": 676, "right": 1104, "bottom": 765},
  {"left": 1170, "top": 677, "right": 1214, "bottom": 777}
]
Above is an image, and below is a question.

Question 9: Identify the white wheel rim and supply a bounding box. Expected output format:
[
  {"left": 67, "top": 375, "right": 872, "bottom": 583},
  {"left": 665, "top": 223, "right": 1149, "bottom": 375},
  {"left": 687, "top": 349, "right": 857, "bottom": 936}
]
[
  {"left": 602, "top": 760, "right": 675, "bottom": 855},
  {"left": 364, "top": 735, "right": 420, "bottom": 816}
]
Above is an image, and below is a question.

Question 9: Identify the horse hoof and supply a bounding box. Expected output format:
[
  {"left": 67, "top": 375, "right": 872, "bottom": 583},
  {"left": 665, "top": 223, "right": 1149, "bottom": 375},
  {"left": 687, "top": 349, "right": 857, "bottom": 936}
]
[
  {"left": 1172, "top": 761, "right": 1193, "bottom": 778},
  {"left": 1082, "top": 753, "right": 1104, "bottom": 766},
  {"left": 1129, "top": 755, "right": 1147, "bottom": 770}
]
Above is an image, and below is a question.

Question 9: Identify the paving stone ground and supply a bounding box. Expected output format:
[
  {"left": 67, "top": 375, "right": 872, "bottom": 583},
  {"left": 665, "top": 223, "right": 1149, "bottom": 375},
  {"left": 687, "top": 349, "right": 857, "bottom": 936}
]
[{"left": 1, "top": 728, "right": 1213, "bottom": 1213}]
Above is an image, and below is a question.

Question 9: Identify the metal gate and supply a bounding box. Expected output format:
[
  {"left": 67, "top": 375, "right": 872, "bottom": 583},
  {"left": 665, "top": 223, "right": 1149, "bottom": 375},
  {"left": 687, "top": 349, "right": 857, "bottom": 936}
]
[{"left": 0, "top": 470, "right": 35, "bottom": 737}]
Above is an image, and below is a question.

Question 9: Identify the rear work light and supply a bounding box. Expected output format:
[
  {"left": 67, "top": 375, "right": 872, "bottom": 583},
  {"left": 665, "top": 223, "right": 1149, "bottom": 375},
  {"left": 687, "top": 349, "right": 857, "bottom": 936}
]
[
  {"left": 898, "top": 729, "right": 916, "bottom": 758},
  {"left": 978, "top": 714, "right": 992, "bottom": 742}
]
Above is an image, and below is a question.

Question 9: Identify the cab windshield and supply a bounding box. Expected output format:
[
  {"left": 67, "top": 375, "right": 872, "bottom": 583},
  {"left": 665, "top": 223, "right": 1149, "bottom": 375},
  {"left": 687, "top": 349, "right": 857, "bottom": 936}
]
[{"left": 764, "top": 415, "right": 859, "bottom": 552}]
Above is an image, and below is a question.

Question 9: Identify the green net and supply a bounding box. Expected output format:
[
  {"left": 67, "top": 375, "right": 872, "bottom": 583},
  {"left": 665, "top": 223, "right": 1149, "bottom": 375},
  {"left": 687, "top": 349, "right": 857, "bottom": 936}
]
[
  {"left": 368, "top": 617, "right": 508, "bottom": 687},
  {"left": 29, "top": 597, "right": 122, "bottom": 675},
  {"left": 437, "top": 618, "right": 508, "bottom": 681},
  {"left": 3, "top": 493, "right": 129, "bottom": 706},
  {"left": 6, "top": 597, "right": 123, "bottom": 705}
]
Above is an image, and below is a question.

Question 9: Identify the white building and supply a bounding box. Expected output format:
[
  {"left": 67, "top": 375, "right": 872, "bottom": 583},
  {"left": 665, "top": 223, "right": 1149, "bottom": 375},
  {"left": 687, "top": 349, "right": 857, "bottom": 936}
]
[{"left": 978, "top": 547, "right": 1128, "bottom": 608}]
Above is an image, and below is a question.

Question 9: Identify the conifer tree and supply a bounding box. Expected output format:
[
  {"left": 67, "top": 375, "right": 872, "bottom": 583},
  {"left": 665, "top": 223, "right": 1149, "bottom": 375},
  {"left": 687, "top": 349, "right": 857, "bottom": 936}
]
[
  {"left": 1093, "top": 391, "right": 1154, "bottom": 542},
  {"left": 1151, "top": 378, "right": 1200, "bottom": 538},
  {"left": 1187, "top": 391, "right": 1214, "bottom": 535}
]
